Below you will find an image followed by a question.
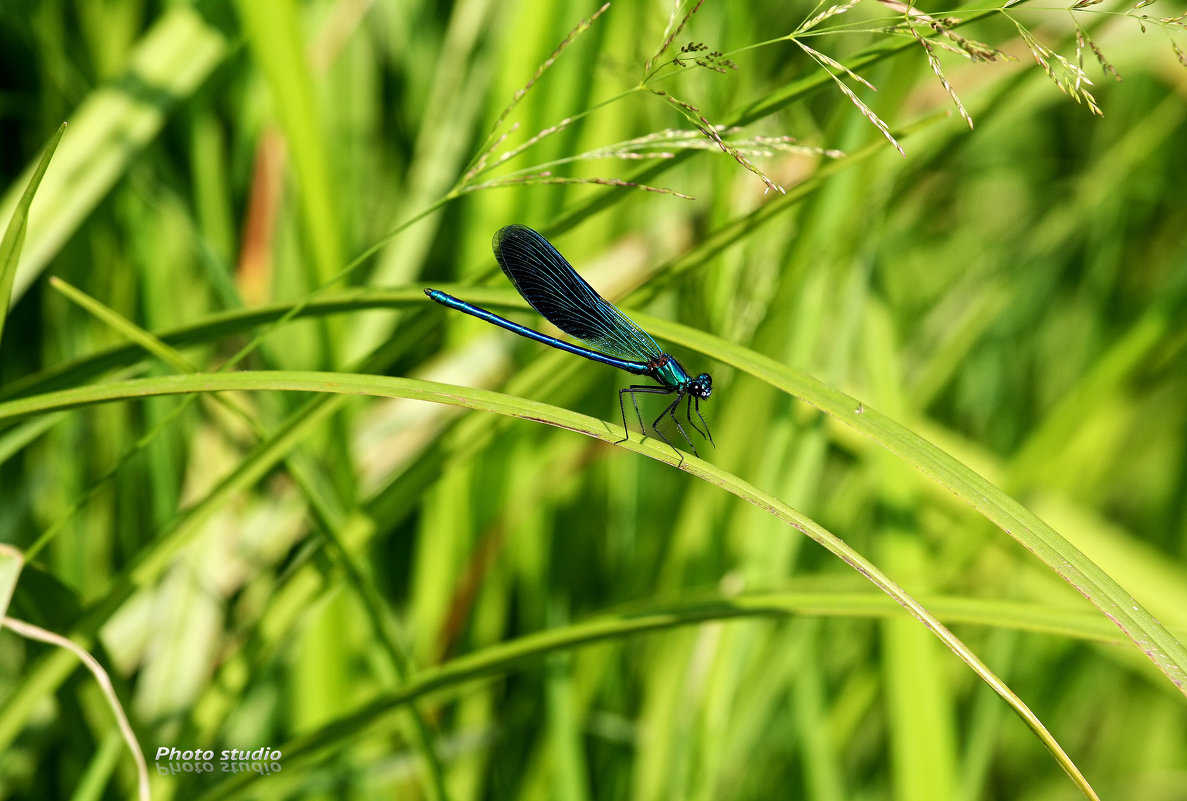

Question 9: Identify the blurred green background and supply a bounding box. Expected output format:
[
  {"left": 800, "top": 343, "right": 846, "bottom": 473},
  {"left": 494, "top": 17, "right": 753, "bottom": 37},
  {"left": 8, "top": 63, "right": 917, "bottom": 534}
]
[{"left": 1, "top": 0, "right": 1185, "bottom": 799}]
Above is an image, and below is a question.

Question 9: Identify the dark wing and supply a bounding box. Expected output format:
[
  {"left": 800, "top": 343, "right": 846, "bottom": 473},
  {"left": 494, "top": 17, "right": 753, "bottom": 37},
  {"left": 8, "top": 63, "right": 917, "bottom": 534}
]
[{"left": 493, "top": 224, "right": 663, "bottom": 362}]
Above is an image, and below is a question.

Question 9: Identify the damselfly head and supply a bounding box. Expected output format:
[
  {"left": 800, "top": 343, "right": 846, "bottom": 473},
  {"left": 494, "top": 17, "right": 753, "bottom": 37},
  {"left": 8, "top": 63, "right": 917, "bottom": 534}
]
[{"left": 689, "top": 373, "right": 712, "bottom": 399}]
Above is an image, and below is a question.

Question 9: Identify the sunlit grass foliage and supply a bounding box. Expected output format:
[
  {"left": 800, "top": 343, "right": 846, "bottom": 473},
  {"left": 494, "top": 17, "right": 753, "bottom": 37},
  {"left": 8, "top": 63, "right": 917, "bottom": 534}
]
[{"left": 1, "top": 1, "right": 1186, "bottom": 800}]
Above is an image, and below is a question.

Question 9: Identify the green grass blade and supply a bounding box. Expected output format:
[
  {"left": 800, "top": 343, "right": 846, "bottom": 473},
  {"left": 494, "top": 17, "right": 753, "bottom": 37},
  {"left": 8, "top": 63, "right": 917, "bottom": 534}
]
[
  {"left": 14, "top": 273, "right": 1186, "bottom": 704},
  {"left": 0, "top": 545, "right": 23, "bottom": 620},
  {"left": 0, "top": 7, "right": 228, "bottom": 302},
  {"left": 0, "top": 124, "right": 65, "bottom": 352},
  {"left": 0, "top": 369, "right": 1106, "bottom": 798},
  {"left": 11, "top": 278, "right": 1183, "bottom": 700},
  {"left": 48, "top": 276, "right": 198, "bottom": 374},
  {"left": 638, "top": 313, "right": 1187, "bottom": 698},
  {"left": 189, "top": 589, "right": 1110, "bottom": 801},
  {"left": 0, "top": 288, "right": 423, "bottom": 401},
  {"left": 0, "top": 414, "right": 64, "bottom": 468}
]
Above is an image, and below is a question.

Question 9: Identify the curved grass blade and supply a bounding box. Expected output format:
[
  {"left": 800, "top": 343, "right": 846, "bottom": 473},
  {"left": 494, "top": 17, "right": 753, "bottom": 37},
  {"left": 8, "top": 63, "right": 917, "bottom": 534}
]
[
  {"left": 0, "top": 370, "right": 1106, "bottom": 799},
  {"left": 0, "top": 124, "right": 66, "bottom": 352},
  {"left": 636, "top": 311, "right": 1187, "bottom": 698},
  {"left": 192, "top": 587, "right": 1129, "bottom": 801},
  {"left": 0, "top": 288, "right": 427, "bottom": 402},
  {"left": 9, "top": 282, "right": 1182, "bottom": 701},
  {"left": 1, "top": 616, "right": 150, "bottom": 801}
]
